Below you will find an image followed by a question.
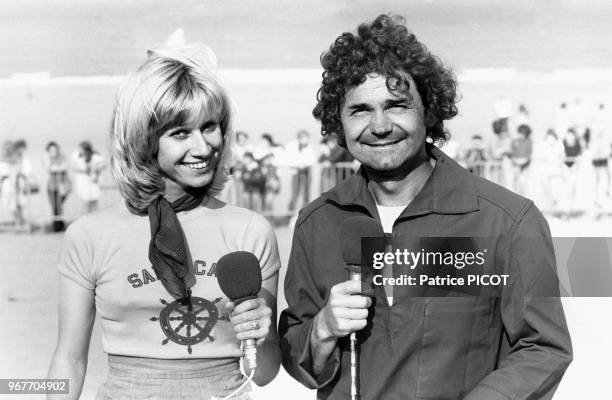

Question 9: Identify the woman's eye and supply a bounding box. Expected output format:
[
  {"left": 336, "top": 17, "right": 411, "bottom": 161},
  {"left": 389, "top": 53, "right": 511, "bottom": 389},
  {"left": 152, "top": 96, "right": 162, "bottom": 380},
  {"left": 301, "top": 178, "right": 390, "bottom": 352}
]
[
  {"left": 171, "top": 130, "right": 189, "bottom": 138},
  {"left": 202, "top": 122, "right": 219, "bottom": 133}
]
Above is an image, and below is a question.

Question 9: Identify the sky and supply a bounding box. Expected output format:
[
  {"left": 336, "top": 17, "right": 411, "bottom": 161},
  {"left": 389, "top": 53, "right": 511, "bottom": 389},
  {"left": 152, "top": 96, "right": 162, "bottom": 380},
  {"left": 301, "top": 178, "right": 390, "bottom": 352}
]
[{"left": 1, "top": 0, "right": 612, "bottom": 77}]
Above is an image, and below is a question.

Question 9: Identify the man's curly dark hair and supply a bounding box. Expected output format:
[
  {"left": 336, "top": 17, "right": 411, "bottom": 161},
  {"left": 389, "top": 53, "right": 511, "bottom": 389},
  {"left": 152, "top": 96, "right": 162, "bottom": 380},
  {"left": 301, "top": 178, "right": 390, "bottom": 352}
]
[{"left": 313, "top": 14, "right": 458, "bottom": 147}]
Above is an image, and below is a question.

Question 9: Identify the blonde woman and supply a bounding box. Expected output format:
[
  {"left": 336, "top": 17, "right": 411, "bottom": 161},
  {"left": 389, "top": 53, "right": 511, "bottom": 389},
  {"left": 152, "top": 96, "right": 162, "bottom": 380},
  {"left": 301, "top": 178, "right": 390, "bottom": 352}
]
[{"left": 48, "top": 43, "right": 281, "bottom": 399}]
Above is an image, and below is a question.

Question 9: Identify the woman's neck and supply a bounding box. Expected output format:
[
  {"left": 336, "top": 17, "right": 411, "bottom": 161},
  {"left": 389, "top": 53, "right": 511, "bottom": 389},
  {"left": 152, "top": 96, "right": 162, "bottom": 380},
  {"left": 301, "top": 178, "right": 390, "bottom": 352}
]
[{"left": 163, "top": 179, "right": 207, "bottom": 203}]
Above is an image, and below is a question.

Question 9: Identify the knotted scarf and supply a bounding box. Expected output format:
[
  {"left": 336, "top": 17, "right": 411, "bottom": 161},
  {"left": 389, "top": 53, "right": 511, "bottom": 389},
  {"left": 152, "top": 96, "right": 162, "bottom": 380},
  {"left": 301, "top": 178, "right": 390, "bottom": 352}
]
[{"left": 148, "top": 193, "right": 205, "bottom": 301}]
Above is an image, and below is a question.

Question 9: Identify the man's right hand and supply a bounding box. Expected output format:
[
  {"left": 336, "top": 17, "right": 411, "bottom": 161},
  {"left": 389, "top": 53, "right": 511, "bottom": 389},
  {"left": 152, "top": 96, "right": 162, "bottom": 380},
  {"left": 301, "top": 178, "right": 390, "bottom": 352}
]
[{"left": 314, "top": 280, "right": 372, "bottom": 340}]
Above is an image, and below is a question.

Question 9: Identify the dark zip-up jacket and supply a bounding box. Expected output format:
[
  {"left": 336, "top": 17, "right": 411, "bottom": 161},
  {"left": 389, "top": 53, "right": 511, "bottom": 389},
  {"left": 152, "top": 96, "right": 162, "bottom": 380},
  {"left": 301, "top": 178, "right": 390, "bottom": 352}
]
[{"left": 279, "top": 146, "right": 572, "bottom": 400}]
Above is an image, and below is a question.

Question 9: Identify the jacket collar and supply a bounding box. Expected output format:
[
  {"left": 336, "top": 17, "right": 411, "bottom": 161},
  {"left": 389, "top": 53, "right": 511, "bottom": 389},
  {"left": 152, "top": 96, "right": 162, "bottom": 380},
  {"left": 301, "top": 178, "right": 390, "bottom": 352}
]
[{"left": 324, "top": 144, "right": 479, "bottom": 217}]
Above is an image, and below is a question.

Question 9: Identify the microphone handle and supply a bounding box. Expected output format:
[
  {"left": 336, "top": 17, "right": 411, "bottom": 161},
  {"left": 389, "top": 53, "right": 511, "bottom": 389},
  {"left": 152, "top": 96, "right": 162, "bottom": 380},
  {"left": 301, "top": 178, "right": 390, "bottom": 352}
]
[
  {"left": 348, "top": 264, "right": 361, "bottom": 283},
  {"left": 348, "top": 264, "right": 361, "bottom": 400},
  {"left": 243, "top": 338, "right": 257, "bottom": 370}
]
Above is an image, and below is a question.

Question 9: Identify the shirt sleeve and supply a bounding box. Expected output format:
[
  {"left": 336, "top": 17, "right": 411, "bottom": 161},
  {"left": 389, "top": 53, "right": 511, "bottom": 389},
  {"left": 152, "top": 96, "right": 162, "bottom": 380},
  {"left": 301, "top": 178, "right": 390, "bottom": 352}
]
[
  {"left": 278, "top": 222, "right": 341, "bottom": 390},
  {"left": 242, "top": 213, "right": 281, "bottom": 282},
  {"left": 464, "top": 203, "right": 573, "bottom": 400},
  {"left": 57, "top": 218, "right": 96, "bottom": 290}
]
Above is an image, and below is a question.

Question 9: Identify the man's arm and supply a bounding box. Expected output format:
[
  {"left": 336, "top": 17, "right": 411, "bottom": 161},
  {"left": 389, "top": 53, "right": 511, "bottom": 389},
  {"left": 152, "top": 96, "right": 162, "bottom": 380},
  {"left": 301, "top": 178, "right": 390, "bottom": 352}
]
[
  {"left": 278, "top": 224, "right": 370, "bottom": 389},
  {"left": 464, "top": 203, "right": 573, "bottom": 400}
]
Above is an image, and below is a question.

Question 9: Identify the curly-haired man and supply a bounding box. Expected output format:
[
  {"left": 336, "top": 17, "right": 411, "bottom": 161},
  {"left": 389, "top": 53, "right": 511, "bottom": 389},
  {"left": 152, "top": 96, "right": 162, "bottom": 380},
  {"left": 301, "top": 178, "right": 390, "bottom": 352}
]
[{"left": 279, "top": 14, "right": 571, "bottom": 400}]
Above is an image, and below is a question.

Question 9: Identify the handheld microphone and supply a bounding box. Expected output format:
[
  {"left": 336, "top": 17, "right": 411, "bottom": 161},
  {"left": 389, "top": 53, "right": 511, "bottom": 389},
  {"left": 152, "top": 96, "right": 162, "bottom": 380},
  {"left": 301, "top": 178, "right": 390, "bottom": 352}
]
[
  {"left": 216, "top": 251, "right": 262, "bottom": 370},
  {"left": 340, "top": 216, "right": 385, "bottom": 290},
  {"left": 339, "top": 216, "right": 385, "bottom": 400}
]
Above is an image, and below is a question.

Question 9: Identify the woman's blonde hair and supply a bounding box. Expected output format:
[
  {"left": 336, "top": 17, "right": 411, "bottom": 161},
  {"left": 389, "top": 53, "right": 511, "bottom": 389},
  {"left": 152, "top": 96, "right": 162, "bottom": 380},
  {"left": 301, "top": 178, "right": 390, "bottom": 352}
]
[{"left": 111, "top": 43, "right": 234, "bottom": 214}]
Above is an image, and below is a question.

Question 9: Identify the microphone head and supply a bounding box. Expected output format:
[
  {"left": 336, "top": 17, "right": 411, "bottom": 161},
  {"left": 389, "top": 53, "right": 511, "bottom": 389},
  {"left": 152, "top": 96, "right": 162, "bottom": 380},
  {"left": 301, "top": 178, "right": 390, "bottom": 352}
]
[
  {"left": 339, "top": 216, "right": 385, "bottom": 265},
  {"left": 216, "top": 251, "right": 262, "bottom": 305}
]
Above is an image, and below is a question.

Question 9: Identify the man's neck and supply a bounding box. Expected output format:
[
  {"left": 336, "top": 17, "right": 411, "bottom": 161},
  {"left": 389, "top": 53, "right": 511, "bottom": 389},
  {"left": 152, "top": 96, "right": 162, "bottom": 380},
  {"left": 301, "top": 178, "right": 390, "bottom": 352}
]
[{"left": 366, "top": 157, "right": 435, "bottom": 207}]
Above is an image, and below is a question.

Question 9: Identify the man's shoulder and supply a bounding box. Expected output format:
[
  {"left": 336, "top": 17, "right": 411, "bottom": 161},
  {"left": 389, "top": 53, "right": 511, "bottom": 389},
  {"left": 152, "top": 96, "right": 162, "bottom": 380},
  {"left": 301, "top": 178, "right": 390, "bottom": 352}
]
[
  {"left": 294, "top": 195, "right": 331, "bottom": 228},
  {"left": 295, "top": 172, "right": 362, "bottom": 228},
  {"left": 472, "top": 174, "right": 534, "bottom": 222}
]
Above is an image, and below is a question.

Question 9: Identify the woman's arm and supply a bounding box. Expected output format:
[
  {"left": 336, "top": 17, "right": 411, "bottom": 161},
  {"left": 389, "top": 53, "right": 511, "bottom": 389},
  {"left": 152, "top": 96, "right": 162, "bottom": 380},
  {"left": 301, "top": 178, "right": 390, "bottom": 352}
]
[
  {"left": 226, "top": 275, "right": 281, "bottom": 386},
  {"left": 47, "top": 276, "right": 96, "bottom": 400}
]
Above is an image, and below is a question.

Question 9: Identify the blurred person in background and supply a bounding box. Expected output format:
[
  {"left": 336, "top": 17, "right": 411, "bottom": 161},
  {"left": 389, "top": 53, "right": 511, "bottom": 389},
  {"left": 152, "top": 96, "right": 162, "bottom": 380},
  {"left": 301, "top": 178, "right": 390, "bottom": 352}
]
[
  {"left": 509, "top": 124, "right": 533, "bottom": 194},
  {"left": 487, "top": 116, "right": 512, "bottom": 186},
  {"left": 0, "top": 141, "right": 24, "bottom": 227},
  {"left": 463, "top": 134, "right": 488, "bottom": 176},
  {"left": 572, "top": 97, "right": 590, "bottom": 148},
  {"left": 48, "top": 43, "right": 280, "bottom": 400},
  {"left": 71, "top": 140, "right": 105, "bottom": 214},
  {"left": 14, "top": 139, "right": 35, "bottom": 185},
  {"left": 561, "top": 127, "right": 583, "bottom": 216},
  {"left": 234, "top": 130, "right": 252, "bottom": 160},
  {"left": 554, "top": 102, "right": 572, "bottom": 141},
  {"left": 514, "top": 103, "right": 530, "bottom": 127},
  {"left": 0, "top": 140, "right": 31, "bottom": 228},
  {"left": 260, "top": 153, "right": 281, "bottom": 212},
  {"left": 226, "top": 130, "right": 252, "bottom": 207},
  {"left": 492, "top": 97, "right": 512, "bottom": 139},
  {"left": 590, "top": 103, "right": 611, "bottom": 208},
  {"left": 44, "top": 141, "right": 71, "bottom": 232},
  {"left": 286, "top": 129, "right": 316, "bottom": 211},
  {"left": 240, "top": 151, "right": 265, "bottom": 211},
  {"left": 318, "top": 135, "right": 354, "bottom": 165},
  {"left": 254, "top": 132, "right": 284, "bottom": 161},
  {"left": 509, "top": 103, "right": 531, "bottom": 139},
  {"left": 530, "top": 129, "right": 565, "bottom": 211},
  {"left": 319, "top": 136, "right": 355, "bottom": 192}
]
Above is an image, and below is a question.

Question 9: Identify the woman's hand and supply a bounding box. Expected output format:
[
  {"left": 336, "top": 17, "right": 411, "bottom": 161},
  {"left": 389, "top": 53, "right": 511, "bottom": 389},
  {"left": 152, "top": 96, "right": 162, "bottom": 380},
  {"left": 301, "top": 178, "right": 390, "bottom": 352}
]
[{"left": 225, "top": 298, "right": 272, "bottom": 346}]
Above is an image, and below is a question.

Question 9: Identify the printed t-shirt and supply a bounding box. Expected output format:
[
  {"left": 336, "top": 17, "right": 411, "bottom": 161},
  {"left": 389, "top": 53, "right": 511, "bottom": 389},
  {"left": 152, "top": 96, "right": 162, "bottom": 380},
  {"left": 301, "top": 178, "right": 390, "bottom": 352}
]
[{"left": 58, "top": 199, "right": 280, "bottom": 358}]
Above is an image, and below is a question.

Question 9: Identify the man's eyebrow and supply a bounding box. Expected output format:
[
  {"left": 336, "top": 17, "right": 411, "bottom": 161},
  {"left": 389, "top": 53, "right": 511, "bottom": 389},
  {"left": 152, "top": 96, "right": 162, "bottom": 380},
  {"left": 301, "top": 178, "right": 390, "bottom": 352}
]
[
  {"left": 386, "top": 98, "right": 410, "bottom": 106},
  {"left": 387, "top": 92, "right": 416, "bottom": 104},
  {"left": 345, "top": 102, "right": 372, "bottom": 111}
]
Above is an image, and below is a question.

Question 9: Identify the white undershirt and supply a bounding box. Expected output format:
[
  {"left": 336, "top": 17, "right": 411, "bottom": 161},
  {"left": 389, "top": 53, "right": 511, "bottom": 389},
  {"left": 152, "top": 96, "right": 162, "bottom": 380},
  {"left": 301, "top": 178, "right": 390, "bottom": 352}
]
[
  {"left": 377, "top": 205, "right": 405, "bottom": 234},
  {"left": 376, "top": 204, "right": 406, "bottom": 305}
]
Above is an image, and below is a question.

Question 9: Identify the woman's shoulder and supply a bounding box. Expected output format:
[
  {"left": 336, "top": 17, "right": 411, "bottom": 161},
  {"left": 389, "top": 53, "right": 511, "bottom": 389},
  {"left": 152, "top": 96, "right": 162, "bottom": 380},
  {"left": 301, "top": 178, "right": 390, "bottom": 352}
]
[
  {"left": 201, "top": 197, "right": 273, "bottom": 231},
  {"left": 67, "top": 202, "right": 143, "bottom": 235}
]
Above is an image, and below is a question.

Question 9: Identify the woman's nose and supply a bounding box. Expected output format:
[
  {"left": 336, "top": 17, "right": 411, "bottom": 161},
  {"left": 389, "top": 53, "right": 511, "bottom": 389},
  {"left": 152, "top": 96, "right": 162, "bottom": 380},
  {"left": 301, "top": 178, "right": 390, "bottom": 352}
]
[{"left": 189, "top": 129, "right": 213, "bottom": 156}]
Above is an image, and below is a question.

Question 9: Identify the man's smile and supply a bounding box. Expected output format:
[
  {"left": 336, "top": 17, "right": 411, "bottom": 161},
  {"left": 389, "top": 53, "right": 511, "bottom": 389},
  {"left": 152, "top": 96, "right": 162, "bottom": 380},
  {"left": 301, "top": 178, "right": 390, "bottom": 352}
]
[{"left": 365, "top": 138, "right": 405, "bottom": 147}]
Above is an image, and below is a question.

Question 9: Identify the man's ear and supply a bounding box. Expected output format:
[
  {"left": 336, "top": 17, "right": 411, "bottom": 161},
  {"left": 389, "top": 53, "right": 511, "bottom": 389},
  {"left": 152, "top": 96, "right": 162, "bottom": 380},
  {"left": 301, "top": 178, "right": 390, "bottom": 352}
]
[
  {"left": 334, "top": 130, "right": 347, "bottom": 149},
  {"left": 424, "top": 109, "right": 437, "bottom": 129}
]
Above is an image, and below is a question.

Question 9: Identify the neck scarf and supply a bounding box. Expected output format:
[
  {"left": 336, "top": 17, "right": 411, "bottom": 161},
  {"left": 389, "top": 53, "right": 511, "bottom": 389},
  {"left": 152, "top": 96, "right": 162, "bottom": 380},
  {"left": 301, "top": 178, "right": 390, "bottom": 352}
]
[{"left": 148, "top": 193, "right": 205, "bottom": 301}]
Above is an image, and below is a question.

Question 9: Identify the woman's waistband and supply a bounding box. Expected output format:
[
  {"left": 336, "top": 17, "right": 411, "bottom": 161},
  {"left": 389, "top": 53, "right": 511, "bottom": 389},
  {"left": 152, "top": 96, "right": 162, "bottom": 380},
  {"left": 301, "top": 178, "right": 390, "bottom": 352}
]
[{"left": 107, "top": 354, "right": 240, "bottom": 379}]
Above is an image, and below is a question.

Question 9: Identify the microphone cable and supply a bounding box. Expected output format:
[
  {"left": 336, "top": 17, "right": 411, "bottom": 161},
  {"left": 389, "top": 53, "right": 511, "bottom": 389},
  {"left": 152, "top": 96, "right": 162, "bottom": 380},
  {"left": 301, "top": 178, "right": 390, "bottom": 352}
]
[
  {"left": 210, "top": 368, "right": 255, "bottom": 400},
  {"left": 211, "top": 319, "right": 256, "bottom": 400}
]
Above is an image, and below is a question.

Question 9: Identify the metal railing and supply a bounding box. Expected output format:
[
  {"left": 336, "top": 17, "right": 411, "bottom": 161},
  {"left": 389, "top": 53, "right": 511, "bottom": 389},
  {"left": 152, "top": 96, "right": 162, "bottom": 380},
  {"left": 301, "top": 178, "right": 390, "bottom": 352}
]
[{"left": 2, "top": 157, "right": 609, "bottom": 231}]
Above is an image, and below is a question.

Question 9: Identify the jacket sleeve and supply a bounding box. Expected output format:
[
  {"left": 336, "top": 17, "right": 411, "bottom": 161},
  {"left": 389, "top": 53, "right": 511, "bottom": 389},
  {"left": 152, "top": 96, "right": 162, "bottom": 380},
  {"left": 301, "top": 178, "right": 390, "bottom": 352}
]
[
  {"left": 278, "top": 222, "right": 341, "bottom": 389},
  {"left": 464, "top": 203, "right": 573, "bottom": 400}
]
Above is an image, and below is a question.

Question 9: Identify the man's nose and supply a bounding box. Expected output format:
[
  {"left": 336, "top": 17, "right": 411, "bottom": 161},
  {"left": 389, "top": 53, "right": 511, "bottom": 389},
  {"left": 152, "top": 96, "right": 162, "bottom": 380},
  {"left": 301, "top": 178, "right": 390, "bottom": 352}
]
[
  {"left": 189, "top": 130, "right": 213, "bottom": 156},
  {"left": 370, "top": 111, "right": 392, "bottom": 136}
]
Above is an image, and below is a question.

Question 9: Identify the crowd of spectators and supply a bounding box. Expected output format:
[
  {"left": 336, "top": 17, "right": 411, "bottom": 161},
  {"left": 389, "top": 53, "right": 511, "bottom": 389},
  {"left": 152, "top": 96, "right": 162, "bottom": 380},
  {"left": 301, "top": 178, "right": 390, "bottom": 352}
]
[
  {"left": 443, "top": 99, "right": 612, "bottom": 215},
  {"left": 226, "top": 129, "right": 354, "bottom": 214},
  {"left": 1, "top": 98, "right": 610, "bottom": 230},
  {"left": 0, "top": 139, "right": 105, "bottom": 231}
]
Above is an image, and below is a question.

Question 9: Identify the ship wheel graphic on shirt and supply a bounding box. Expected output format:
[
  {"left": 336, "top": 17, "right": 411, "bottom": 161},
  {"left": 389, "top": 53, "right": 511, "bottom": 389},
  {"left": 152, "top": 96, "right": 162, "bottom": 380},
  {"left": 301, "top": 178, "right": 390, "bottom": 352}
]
[{"left": 150, "top": 296, "right": 229, "bottom": 354}]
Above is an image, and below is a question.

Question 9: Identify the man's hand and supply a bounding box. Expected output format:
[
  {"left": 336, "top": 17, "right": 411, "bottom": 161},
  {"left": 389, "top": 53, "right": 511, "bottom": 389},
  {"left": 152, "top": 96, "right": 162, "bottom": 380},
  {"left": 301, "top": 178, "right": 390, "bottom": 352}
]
[{"left": 314, "top": 280, "right": 372, "bottom": 341}]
